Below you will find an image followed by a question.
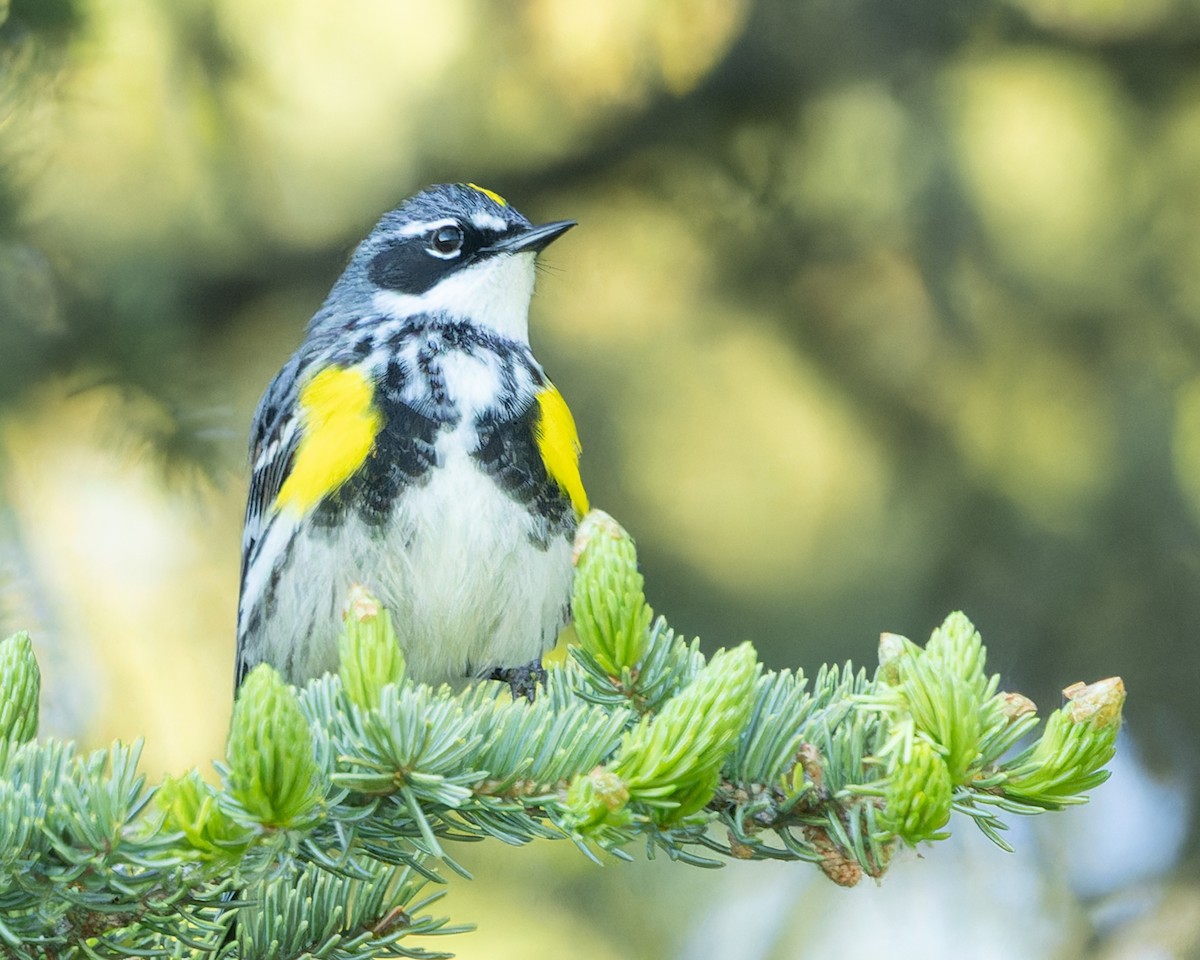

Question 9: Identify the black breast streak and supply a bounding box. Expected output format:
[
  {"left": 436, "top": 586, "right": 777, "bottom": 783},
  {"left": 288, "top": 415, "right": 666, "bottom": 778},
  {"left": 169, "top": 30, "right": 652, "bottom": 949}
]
[
  {"left": 310, "top": 388, "right": 446, "bottom": 533},
  {"left": 472, "top": 397, "right": 575, "bottom": 548},
  {"left": 418, "top": 336, "right": 450, "bottom": 412},
  {"left": 493, "top": 349, "right": 530, "bottom": 420}
]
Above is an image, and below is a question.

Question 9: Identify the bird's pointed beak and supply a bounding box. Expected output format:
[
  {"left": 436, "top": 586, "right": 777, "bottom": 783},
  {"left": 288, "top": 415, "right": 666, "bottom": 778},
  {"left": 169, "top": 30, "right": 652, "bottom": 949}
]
[{"left": 484, "top": 220, "right": 576, "bottom": 255}]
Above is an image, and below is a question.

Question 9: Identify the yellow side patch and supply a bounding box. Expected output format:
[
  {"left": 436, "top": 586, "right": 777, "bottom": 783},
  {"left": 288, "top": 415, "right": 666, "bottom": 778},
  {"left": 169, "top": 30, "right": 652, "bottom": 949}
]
[
  {"left": 275, "top": 366, "right": 382, "bottom": 516},
  {"left": 467, "top": 183, "right": 508, "bottom": 207},
  {"left": 535, "top": 384, "right": 588, "bottom": 517}
]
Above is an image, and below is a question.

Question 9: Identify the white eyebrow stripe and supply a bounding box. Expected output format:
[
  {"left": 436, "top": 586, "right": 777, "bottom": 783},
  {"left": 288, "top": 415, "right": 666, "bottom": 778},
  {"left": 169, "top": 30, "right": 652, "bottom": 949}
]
[
  {"left": 470, "top": 211, "right": 508, "bottom": 232},
  {"left": 395, "top": 217, "right": 459, "bottom": 238}
]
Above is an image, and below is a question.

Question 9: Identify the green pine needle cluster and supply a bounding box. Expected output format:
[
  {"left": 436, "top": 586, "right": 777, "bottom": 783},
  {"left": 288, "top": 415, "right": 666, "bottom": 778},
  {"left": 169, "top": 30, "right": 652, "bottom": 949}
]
[{"left": 0, "top": 510, "right": 1125, "bottom": 957}]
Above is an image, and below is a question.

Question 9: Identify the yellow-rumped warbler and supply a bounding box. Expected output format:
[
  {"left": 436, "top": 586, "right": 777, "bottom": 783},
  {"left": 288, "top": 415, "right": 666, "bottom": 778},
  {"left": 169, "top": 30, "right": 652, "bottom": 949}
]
[{"left": 234, "top": 183, "right": 585, "bottom": 696}]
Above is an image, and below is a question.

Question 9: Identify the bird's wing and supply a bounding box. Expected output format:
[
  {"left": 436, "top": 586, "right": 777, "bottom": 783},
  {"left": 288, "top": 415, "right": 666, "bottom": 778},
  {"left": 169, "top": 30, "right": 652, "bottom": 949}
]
[{"left": 239, "top": 355, "right": 304, "bottom": 579}]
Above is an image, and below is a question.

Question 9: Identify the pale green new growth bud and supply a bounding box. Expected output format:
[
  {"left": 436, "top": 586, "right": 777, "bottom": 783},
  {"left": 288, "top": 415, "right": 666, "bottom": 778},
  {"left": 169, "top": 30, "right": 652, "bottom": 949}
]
[
  {"left": 1003, "top": 676, "right": 1125, "bottom": 807},
  {"left": 226, "top": 665, "right": 325, "bottom": 829},
  {"left": 898, "top": 614, "right": 990, "bottom": 782},
  {"left": 159, "top": 769, "right": 252, "bottom": 860},
  {"left": 564, "top": 766, "right": 632, "bottom": 831},
  {"left": 614, "top": 643, "right": 758, "bottom": 822},
  {"left": 0, "top": 632, "right": 39, "bottom": 743},
  {"left": 340, "top": 584, "right": 407, "bottom": 710},
  {"left": 564, "top": 643, "right": 758, "bottom": 831},
  {"left": 877, "top": 632, "right": 918, "bottom": 686},
  {"left": 571, "top": 510, "right": 654, "bottom": 676},
  {"left": 924, "top": 612, "right": 992, "bottom": 704},
  {"left": 880, "top": 738, "right": 953, "bottom": 844}
]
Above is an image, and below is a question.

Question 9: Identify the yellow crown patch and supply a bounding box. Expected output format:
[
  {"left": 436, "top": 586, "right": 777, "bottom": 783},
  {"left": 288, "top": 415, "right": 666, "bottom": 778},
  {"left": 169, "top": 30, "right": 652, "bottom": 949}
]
[{"left": 467, "top": 183, "right": 508, "bottom": 207}]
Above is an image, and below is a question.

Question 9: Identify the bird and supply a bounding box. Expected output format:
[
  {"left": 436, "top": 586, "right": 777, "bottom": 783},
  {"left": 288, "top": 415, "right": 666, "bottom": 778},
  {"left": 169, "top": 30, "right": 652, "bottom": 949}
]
[{"left": 234, "top": 183, "right": 586, "bottom": 697}]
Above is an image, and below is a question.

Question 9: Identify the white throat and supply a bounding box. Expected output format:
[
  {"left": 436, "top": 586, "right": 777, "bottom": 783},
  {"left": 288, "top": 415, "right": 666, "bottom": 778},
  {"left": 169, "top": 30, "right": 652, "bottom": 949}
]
[{"left": 372, "top": 251, "right": 537, "bottom": 342}]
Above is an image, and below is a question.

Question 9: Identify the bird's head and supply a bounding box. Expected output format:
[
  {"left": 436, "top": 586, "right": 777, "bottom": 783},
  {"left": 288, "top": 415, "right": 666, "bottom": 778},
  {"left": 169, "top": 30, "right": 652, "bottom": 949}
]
[{"left": 321, "top": 183, "right": 575, "bottom": 343}]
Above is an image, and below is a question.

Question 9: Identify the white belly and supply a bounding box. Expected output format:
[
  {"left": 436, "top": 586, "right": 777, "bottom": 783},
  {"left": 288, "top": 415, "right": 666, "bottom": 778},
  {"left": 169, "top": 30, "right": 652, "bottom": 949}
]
[{"left": 262, "top": 447, "right": 574, "bottom": 686}]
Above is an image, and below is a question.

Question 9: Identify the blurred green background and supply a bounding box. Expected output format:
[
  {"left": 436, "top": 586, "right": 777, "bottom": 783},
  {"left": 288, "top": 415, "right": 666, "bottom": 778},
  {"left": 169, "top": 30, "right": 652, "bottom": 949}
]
[{"left": 1, "top": 0, "right": 1197, "bottom": 956}]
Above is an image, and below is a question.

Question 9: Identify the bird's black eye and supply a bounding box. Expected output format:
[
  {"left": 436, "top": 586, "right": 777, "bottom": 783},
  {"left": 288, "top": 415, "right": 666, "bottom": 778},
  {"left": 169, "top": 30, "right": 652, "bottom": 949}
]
[{"left": 429, "top": 224, "right": 465, "bottom": 257}]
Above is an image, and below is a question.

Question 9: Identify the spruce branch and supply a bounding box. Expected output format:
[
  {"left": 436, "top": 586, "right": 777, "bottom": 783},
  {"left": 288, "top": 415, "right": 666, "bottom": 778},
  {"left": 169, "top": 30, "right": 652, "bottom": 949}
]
[{"left": 0, "top": 509, "right": 1125, "bottom": 956}]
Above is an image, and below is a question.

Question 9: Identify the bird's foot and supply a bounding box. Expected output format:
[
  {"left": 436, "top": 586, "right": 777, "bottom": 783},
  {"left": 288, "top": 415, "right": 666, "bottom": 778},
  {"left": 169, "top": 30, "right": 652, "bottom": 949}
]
[{"left": 487, "top": 659, "right": 546, "bottom": 701}]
